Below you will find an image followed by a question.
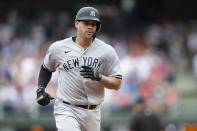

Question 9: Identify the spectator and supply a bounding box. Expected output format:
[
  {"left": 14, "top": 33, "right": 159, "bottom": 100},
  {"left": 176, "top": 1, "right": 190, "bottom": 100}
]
[{"left": 129, "top": 98, "right": 164, "bottom": 131}]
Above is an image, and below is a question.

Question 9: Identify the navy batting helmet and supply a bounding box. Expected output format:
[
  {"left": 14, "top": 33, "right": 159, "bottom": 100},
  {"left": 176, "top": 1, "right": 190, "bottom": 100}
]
[{"left": 75, "top": 7, "right": 101, "bottom": 32}]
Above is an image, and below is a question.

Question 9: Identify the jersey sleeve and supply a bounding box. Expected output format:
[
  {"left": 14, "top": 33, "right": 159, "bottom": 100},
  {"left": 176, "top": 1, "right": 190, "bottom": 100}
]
[
  {"left": 43, "top": 44, "right": 60, "bottom": 72},
  {"left": 103, "top": 46, "right": 122, "bottom": 79}
]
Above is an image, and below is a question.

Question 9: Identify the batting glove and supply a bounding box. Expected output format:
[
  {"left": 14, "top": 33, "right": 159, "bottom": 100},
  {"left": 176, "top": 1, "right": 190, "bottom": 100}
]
[
  {"left": 36, "top": 87, "right": 54, "bottom": 106},
  {"left": 80, "top": 66, "right": 102, "bottom": 81}
]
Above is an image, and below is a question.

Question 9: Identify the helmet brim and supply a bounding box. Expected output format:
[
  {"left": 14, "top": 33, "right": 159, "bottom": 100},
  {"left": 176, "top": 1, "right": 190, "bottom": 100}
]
[{"left": 75, "top": 17, "right": 101, "bottom": 23}]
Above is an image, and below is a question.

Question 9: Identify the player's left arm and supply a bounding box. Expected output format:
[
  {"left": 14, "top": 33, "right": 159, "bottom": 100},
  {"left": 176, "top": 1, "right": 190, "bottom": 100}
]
[
  {"left": 101, "top": 46, "right": 122, "bottom": 90},
  {"left": 80, "top": 45, "right": 122, "bottom": 90},
  {"left": 99, "top": 75, "right": 122, "bottom": 90},
  {"left": 80, "top": 66, "right": 121, "bottom": 90}
]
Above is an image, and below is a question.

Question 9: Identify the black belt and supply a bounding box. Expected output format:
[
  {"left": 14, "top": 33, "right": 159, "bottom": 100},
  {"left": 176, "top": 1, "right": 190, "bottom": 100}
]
[{"left": 63, "top": 101, "right": 97, "bottom": 110}]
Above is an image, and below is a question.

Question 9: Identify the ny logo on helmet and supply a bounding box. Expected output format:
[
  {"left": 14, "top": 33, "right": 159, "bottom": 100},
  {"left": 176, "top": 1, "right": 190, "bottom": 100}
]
[{"left": 90, "top": 11, "right": 95, "bottom": 16}]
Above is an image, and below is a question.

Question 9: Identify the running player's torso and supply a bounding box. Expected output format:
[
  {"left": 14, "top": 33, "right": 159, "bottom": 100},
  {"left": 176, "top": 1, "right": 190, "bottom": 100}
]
[{"left": 45, "top": 37, "right": 113, "bottom": 105}]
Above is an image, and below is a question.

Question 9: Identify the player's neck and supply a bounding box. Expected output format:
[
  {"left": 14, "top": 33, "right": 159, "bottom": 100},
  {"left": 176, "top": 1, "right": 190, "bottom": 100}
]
[{"left": 75, "top": 36, "right": 93, "bottom": 49}]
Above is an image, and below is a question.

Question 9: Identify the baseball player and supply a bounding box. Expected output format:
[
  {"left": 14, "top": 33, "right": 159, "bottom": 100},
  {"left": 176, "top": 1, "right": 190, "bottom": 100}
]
[{"left": 36, "top": 7, "right": 122, "bottom": 131}]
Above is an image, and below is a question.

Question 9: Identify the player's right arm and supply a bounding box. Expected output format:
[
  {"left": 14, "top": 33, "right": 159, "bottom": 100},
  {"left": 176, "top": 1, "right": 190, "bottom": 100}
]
[
  {"left": 36, "top": 65, "right": 54, "bottom": 106},
  {"left": 36, "top": 43, "right": 60, "bottom": 106}
]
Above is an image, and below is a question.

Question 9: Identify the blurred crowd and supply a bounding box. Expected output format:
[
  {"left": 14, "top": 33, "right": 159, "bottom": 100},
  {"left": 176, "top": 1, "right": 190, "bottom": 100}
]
[{"left": 1, "top": 8, "right": 197, "bottom": 120}]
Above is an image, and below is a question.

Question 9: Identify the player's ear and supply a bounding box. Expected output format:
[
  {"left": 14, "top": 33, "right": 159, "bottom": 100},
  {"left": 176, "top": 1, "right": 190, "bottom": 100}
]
[{"left": 75, "top": 21, "right": 79, "bottom": 29}]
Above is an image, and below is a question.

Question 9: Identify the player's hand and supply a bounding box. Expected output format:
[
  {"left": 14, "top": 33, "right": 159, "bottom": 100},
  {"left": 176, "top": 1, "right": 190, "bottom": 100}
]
[
  {"left": 36, "top": 87, "right": 54, "bottom": 106},
  {"left": 80, "top": 66, "right": 102, "bottom": 81}
]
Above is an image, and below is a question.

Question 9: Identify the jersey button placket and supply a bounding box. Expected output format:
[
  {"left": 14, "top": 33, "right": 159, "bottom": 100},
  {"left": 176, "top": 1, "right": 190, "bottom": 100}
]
[{"left": 79, "top": 49, "right": 90, "bottom": 107}]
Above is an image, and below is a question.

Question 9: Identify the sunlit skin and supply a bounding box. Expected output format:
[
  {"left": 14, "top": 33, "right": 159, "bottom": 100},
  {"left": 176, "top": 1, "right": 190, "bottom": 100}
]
[{"left": 75, "top": 20, "right": 97, "bottom": 48}]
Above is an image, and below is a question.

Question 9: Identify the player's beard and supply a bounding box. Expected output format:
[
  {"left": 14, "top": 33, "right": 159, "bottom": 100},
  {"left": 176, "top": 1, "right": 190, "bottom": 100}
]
[{"left": 84, "top": 31, "right": 95, "bottom": 39}]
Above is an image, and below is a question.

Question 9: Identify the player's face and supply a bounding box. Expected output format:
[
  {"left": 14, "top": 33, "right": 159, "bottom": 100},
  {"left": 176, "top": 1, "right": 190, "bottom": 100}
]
[{"left": 75, "top": 20, "right": 97, "bottom": 39}]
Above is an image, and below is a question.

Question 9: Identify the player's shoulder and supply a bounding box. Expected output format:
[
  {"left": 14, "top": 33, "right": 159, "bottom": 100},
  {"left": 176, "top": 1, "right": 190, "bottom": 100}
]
[
  {"left": 49, "top": 37, "right": 72, "bottom": 50},
  {"left": 94, "top": 38, "right": 114, "bottom": 50}
]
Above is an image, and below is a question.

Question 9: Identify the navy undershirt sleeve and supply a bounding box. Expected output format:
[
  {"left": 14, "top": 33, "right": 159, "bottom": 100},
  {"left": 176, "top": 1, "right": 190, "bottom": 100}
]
[{"left": 38, "top": 64, "right": 52, "bottom": 88}]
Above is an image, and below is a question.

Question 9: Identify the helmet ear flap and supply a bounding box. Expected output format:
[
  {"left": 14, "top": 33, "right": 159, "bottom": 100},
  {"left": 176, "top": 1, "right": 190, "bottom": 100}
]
[{"left": 96, "top": 22, "right": 101, "bottom": 32}]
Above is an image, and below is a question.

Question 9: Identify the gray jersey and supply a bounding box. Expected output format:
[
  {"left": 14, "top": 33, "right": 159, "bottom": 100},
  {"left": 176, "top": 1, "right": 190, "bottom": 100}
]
[{"left": 43, "top": 37, "right": 122, "bottom": 105}]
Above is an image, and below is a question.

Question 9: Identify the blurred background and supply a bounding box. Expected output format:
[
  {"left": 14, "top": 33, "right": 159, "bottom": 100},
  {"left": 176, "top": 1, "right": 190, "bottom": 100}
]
[{"left": 0, "top": 0, "right": 197, "bottom": 131}]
